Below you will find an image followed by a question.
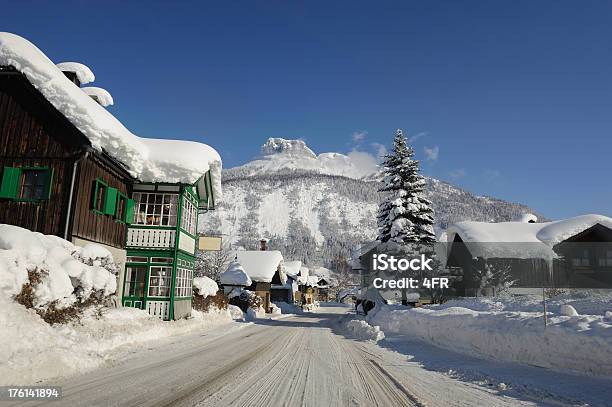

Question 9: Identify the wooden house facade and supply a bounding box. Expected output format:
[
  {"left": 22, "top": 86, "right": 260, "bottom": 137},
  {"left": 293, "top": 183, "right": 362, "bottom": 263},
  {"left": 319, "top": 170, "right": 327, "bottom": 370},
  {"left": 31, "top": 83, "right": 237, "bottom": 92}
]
[
  {"left": 122, "top": 177, "right": 215, "bottom": 321},
  {"left": 0, "top": 67, "right": 134, "bottom": 269},
  {"left": 1, "top": 34, "right": 222, "bottom": 322},
  {"left": 444, "top": 216, "right": 612, "bottom": 296}
]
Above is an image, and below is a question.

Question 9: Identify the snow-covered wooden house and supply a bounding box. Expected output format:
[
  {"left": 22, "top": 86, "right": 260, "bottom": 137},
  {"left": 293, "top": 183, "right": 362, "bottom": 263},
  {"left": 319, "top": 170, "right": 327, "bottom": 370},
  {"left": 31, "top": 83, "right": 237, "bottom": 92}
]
[
  {"left": 443, "top": 214, "right": 612, "bottom": 295},
  {"left": 0, "top": 33, "right": 222, "bottom": 320},
  {"left": 272, "top": 260, "right": 300, "bottom": 303},
  {"left": 0, "top": 34, "right": 135, "bottom": 269},
  {"left": 233, "top": 250, "right": 285, "bottom": 313},
  {"left": 295, "top": 266, "right": 320, "bottom": 306}
]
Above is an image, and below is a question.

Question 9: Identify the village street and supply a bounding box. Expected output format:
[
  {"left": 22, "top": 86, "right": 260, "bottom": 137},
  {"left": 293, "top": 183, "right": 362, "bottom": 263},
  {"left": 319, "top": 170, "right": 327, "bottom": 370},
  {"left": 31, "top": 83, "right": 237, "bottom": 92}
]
[{"left": 6, "top": 304, "right": 552, "bottom": 407}]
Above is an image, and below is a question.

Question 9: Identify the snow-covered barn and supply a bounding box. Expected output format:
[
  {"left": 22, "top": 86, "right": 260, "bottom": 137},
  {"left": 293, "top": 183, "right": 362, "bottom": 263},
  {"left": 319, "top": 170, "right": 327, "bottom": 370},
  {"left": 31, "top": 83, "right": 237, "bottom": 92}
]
[
  {"left": 443, "top": 214, "right": 612, "bottom": 295},
  {"left": 0, "top": 33, "right": 222, "bottom": 320}
]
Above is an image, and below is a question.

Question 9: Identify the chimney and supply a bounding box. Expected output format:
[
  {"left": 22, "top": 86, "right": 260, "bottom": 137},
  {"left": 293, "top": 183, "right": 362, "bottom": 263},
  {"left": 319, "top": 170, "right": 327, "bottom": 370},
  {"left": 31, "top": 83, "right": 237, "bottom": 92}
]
[
  {"left": 62, "top": 71, "right": 80, "bottom": 87},
  {"left": 260, "top": 238, "right": 268, "bottom": 251}
]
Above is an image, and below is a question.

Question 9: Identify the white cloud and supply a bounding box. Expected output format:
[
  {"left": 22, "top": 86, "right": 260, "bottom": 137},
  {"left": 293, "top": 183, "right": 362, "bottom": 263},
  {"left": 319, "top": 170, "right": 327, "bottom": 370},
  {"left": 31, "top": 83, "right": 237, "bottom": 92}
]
[
  {"left": 449, "top": 168, "right": 466, "bottom": 179},
  {"left": 424, "top": 145, "right": 439, "bottom": 162},
  {"left": 408, "top": 132, "right": 427, "bottom": 143},
  {"left": 371, "top": 142, "right": 388, "bottom": 160},
  {"left": 347, "top": 150, "right": 379, "bottom": 176},
  {"left": 351, "top": 130, "right": 367, "bottom": 143}
]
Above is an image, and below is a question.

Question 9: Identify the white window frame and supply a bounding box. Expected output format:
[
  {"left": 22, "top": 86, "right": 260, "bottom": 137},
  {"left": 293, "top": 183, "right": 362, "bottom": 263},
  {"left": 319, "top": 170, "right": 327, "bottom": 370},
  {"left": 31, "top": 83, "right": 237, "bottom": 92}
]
[
  {"left": 148, "top": 266, "right": 172, "bottom": 297},
  {"left": 132, "top": 192, "right": 179, "bottom": 227},
  {"left": 181, "top": 197, "right": 197, "bottom": 235},
  {"left": 175, "top": 267, "right": 193, "bottom": 297}
]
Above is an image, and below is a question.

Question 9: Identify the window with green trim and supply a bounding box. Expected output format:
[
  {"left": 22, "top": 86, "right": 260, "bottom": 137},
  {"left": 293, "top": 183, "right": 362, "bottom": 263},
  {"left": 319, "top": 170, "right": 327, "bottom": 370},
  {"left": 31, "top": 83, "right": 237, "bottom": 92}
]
[
  {"left": 115, "top": 192, "right": 128, "bottom": 222},
  {"left": 0, "top": 167, "right": 53, "bottom": 201},
  {"left": 92, "top": 179, "right": 107, "bottom": 212}
]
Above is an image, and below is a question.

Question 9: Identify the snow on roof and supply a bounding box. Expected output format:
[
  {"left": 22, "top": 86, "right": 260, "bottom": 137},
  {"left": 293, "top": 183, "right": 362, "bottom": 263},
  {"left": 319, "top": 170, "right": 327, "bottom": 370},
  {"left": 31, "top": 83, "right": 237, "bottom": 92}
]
[
  {"left": 446, "top": 214, "right": 612, "bottom": 259},
  {"left": 220, "top": 260, "right": 252, "bottom": 286},
  {"left": 81, "top": 86, "right": 113, "bottom": 107},
  {"left": 235, "top": 250, "right": 284, "bottom": 283},
  {"left": 0, "top": 33, "right": 222, "bottom": 199},
  {"left": 55, "top": 61, "right": 95, "bottom": 84},
  {"left": 284, "top": 260, "right": 302, "bottom": 279}
]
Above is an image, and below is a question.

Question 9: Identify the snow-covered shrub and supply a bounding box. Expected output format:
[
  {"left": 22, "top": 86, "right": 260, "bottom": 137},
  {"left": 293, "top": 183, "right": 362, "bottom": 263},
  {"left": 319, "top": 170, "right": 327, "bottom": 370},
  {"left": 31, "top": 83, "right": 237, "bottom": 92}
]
[
  {"left": 0, "top": 225, "right": 118, "bottom": 324},
  {"left": 192, "top": 291, "right": 229, "bottom": 312},
  {"left": 192, "top": 276, "right": 228, "bottom": 312},
  {"left": 228, "top": 289, "right": 263, "bottom": 312},
  {"left": 472, "top": 261, "right": 515, "bottom": 296}
]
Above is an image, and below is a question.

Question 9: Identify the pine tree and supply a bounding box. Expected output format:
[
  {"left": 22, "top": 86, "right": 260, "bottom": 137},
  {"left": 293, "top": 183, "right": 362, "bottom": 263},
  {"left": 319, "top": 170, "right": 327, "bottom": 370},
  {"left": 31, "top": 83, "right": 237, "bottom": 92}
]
[{"left": 377, "top": 129, "right": 436, "bottom": 245}]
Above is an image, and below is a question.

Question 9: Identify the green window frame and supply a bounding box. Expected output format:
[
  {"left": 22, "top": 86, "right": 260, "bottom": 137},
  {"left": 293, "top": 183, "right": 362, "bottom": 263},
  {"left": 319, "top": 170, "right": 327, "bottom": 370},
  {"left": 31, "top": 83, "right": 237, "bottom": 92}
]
[
  {"left": 93, "top": 178, "right": 128, "bottom": 219},
  {"left": 92, "top": 179, "right": 108, "bottom": 214},
  {"left": 115, "top": 192, "right": 133, "bottom": 223},
  {"left": 0, "top": 166, "right": 53, "bottom": 201}
]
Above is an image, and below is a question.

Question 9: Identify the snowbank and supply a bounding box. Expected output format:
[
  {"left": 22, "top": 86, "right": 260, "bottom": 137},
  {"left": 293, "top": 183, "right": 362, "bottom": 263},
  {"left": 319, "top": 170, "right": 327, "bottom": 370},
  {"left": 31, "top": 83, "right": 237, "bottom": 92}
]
[
  {"left": 0, "top": 32, "right": 222, "bottom": 198},
  {"left": 193, "top": 276, "right": 218, "bottom": 298},
  {"left": 368, "top": 295, "right": 612, "bottom": 376},
  {"left": 228, "top": 304, "right": 245, "bottom": 320},
  {"left": 339, "top": 316, "right": 385, "bottom": 342},
  {"left": 0, "top": 296, "right": 233, "bottom": 385},
  {"left": 220, "top": 260, "right": 251, "bottom": 286},
  {"left": 0, "top": 224, "right": 117, "bottom": 309}
]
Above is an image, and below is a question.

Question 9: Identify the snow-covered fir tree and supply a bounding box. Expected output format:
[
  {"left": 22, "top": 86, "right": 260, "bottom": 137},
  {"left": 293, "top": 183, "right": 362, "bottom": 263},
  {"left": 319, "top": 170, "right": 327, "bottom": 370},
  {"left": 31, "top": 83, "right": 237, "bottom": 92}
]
[{"left": 377, "top": 129, "right": 436, "bottom": 245}]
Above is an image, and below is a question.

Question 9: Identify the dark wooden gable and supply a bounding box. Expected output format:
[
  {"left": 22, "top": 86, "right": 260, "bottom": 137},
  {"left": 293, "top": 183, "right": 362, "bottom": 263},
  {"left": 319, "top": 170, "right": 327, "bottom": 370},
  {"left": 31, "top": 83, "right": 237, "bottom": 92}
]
[
  {"left": 0, "top": 70, "right": 91, "bottom": 236},
  {"left": 557, "top": 223, "right": 612, "bottom": 244},
  {"left": 0, "top": 70, "right": 134, "bottom": 248}
]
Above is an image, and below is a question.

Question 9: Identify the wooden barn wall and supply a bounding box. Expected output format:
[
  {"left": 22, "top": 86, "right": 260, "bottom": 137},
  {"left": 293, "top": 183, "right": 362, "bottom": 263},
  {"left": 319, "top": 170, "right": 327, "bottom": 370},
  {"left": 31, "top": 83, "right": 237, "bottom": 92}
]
[
  {"left": 70, "top": 154, "right": 130, "bottom": 249},
  {"left": 0, "top": 88, "right": 80, "bottom": 236}
]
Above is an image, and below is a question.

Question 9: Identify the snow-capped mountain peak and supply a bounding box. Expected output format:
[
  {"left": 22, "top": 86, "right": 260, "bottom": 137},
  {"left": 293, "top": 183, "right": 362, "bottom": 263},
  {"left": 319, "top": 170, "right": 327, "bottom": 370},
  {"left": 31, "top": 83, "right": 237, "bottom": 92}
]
[
  {"left": 260, "top": 138, "right": 316, "bottom": 158},
  {"left": 231, "top": 138, "right": 379, "bottom": 179}
]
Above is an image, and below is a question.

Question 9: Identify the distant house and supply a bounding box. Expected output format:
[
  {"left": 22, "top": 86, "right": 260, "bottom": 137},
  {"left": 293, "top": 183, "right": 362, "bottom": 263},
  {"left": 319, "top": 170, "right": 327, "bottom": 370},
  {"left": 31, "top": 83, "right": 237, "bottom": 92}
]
[
  {"left": 272, "top": 260, "right": 300, "bottom": 304},
  {"left": 295, "top": 266, "right": 320, "bottom": 306},
  {"left": 316, "top": 278, "right": 330, "bottom": 302},
  {"left": 233, "top": 250, "right": 285, "bottom": 313},
  {"left": 443, "top": 214, "right": 612, "bottom": 295},
  {"left": 0, "top": 33, "right": 222, "bottom": 320}
]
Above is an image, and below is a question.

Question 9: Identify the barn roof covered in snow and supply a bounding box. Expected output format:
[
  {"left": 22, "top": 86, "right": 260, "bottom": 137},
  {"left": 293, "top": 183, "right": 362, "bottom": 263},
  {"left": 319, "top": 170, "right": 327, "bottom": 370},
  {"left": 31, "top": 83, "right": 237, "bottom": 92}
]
[
  {"left": 445, "top": 214, "right": 612, "bottom": 259},
  {"left": 236, "top": 251, "right": 285, "bottom": 284},
  {"left": 0, "top": 32, "right": 222, "bottom": 199},
  {"left": 284, "top": 260, "right": 302, "bottom": 279}
]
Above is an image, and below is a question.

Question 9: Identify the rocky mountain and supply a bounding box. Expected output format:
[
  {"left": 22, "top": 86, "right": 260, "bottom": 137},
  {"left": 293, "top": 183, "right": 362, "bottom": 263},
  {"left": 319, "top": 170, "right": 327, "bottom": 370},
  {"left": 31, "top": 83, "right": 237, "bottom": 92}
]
[{"left": 202, "top": 138, "right": 544, "bottom": 267}]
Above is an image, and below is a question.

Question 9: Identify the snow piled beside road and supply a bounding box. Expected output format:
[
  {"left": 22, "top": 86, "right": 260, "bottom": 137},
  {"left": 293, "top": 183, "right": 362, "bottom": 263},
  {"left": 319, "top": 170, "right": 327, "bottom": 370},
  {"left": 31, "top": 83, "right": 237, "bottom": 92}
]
[
  {"left": 367, "top": 295, "right": 612, "bottom": 376},
  {"left": 0, "top": 296, "right": 233, "bottom": 385},
  {"left": 338, "top": 316, "right": 385, "bottom": 342}
]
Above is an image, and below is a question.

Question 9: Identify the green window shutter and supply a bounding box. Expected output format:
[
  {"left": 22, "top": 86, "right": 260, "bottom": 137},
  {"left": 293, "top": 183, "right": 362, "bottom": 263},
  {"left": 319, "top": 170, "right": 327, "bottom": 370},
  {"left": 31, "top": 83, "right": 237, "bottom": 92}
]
[
  {"left": 0, "top": 167, "right": 21, "bottom": 199},
  {"left": 104, "top": 187, "right": 118, "bottom": 215},
  {"left": 44, "top": 168, "right": 54, "bottom": 200},
  {"left": 125, "top": 198, "right": 135, "bottom": 224}
]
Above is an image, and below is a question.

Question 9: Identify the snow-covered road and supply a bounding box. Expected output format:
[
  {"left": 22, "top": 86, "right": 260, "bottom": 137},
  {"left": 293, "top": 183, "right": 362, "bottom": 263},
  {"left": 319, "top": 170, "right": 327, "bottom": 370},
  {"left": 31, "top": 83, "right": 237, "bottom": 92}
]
[{"left": 11, "top": 305, "right": 575, "bottom": 407}]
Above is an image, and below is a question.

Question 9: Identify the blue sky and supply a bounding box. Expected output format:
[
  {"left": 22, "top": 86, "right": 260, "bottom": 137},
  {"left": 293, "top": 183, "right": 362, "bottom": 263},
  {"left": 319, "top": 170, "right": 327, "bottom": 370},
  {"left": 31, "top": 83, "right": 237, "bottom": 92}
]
[{"left": 3, "top": 1, "right": 612, "bottom": 219}]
